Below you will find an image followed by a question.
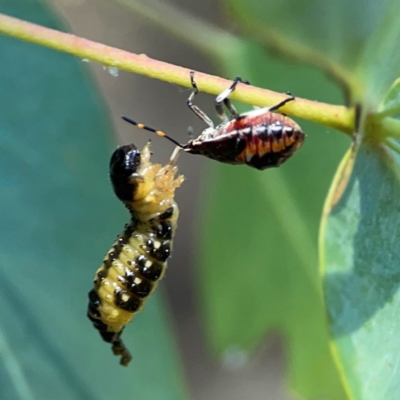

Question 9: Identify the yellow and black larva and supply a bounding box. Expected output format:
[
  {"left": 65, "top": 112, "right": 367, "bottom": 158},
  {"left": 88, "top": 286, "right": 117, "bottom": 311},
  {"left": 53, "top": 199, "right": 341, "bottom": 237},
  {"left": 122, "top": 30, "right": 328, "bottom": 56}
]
[{"left": 87, "top": 142, "right": 184, "bottom": 366}]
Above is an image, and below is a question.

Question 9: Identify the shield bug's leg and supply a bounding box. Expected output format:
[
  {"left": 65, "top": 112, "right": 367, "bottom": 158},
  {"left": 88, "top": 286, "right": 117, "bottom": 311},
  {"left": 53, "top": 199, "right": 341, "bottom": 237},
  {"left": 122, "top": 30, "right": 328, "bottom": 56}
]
[
  {"left": 187, "top": 71, "right": 214, "bottom": 128},
  {"left": 215, "top": 77, "right": 250, "bottom": 120},
  {"left": 268, "top": 92, "right": 295, "bottom": 113},
  {"left": 122, "top": 116, "right": 185, "bottom": 149}
]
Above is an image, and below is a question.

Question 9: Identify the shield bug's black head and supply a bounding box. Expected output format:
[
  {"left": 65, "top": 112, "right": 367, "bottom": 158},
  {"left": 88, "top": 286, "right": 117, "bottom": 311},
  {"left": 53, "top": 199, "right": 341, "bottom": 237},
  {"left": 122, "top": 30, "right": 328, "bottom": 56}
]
[{"left": 110, "top": 144, "right": 141, "bottom": 202}]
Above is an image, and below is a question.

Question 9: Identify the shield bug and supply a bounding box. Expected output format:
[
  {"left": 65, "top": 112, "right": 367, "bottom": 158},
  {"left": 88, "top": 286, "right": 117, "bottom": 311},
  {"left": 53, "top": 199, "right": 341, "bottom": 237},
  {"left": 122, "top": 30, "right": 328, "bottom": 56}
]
[{"left": 122, "top": 71, "right": 305, "bottom": 170}]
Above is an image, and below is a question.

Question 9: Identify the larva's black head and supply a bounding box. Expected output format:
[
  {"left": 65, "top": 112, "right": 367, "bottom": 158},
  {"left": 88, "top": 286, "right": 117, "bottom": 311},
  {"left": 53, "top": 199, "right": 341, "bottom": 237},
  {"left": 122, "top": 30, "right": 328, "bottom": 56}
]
[{"left": 110, "top": 144, "right": 141, "bottom": 202}]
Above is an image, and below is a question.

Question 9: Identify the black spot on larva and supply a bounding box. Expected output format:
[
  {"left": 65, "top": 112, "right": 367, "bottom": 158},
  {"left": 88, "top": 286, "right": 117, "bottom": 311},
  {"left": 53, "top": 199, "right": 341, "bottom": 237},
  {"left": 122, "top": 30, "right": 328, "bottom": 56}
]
[
  {"left": 103, "top": 256, "right": 112, "bottom": 269},
  {"left": 114, "top": 242, "right": 123, "bottom": 253},
  {"left": 97, "top": 269, "right": 108, "bottom": 281},
  {"left": 95, "top": 269, "right": 108, "bottom": 288},
  {"left": 119, "top": 268, "right": 153, "bottom": 298},
  {"left": 88, "top": 304, "right": 101, "bottom": 318},
  {"left": 158, "top": 207, "right": 174, "bottom": 220},
  {"left": 142, "top": 239, "right": 171, "bottom": 262},
  {"left": 136, "top": 255, "right": 163, "bottom": 281},
  {"left": 88, "top": 289, "right": 101, "bottom": 317},
  {"left": 87, "top": 312, "right": 109, "bottom": 332},
  {"left": 142, "top": 239, "right": 152, "bottom": 250},
  {"left": 114, "top": 289, "right": 142, "bottom": 312},
  {"left": 151, "top": 242, "right": 171, "bottom": 262},
  {"left": 113, "top": 236, "right": 128, "bottom": 257},
  {"left": 104, "top": 250, "right": 118, "bottom": 269},
  {"left": 88, "top": 289, "right": 100, "bottom": 307},
  {"left": 121, "top": 222, "right": 135, "bottom": 241},
  {"left": 136, "top": 255, "right": 146, "bottom": 267},
  {"left": 154, "top": 221, "right": 173, "bottom": 240}
]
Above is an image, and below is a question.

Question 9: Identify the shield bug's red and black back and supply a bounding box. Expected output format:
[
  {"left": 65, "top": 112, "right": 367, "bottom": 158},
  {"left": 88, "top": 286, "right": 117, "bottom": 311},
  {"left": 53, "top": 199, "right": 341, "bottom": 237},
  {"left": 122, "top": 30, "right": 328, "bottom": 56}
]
[
  {"left": 208, "top": 104, "right": 305, "bottom": 170},
  {"left": 122, "top": 72, "right": 306, "bottom": 170},
  {"left": 87, "top": 143, "right": 184, "bottom": 366}
]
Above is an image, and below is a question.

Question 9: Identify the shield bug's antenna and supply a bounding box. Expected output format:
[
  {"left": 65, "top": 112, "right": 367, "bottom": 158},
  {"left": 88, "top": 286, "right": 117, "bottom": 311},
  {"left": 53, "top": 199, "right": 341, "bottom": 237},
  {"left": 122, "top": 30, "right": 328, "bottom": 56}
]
[{"left": 122, "top": 116, "right": 185, "bottom": 149}]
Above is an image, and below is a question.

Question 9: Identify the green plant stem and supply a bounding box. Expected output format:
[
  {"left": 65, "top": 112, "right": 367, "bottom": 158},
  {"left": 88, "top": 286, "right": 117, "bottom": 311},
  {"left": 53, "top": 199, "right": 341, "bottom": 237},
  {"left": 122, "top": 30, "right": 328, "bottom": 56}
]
[
  {"left": 378, "top": 117, "right": 400, "bottom": 139},
  {"left": 0, "top": 12, "right": 354, "bottom": 134}
]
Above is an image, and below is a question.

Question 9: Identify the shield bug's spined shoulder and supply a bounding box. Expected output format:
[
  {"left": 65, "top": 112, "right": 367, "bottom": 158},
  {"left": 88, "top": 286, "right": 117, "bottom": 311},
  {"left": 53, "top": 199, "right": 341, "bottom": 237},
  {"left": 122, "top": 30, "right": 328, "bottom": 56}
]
[{"left": 122, "top": 71, "right": 306, "bottom": 170}]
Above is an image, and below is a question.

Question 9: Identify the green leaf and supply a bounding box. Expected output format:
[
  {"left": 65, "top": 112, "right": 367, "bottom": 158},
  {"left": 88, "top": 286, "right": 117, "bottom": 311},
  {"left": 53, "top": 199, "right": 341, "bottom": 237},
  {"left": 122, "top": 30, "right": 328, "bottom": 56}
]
[
  {"left": 0, "top": 2, "right": 188, "bottom": 399},
  {"left": 378, "top": 78, "right": 400, "bottom": 117},
  {"left": 320, "top": 144, "right": 400, "bottom": 400},
  {"left": 197, "top": 43, "right": 349, "bottom": 399},
  {"left": 225, "top": 0, "right": 400, "bottom": 106}
]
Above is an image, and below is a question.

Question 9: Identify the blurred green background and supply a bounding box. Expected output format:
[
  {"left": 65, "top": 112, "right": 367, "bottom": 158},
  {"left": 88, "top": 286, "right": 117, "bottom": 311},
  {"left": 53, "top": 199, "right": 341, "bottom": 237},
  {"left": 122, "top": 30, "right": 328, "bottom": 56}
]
[{"left": 0, "top": 0, "right": 355, "bottom": 399}]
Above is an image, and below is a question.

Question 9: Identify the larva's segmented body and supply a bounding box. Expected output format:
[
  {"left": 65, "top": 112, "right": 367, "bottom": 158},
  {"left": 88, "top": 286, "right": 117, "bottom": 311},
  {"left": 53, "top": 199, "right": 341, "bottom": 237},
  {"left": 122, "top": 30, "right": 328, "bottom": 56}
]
[{"left": 87, "top": 142, "right": 184, "bottom": 366}]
